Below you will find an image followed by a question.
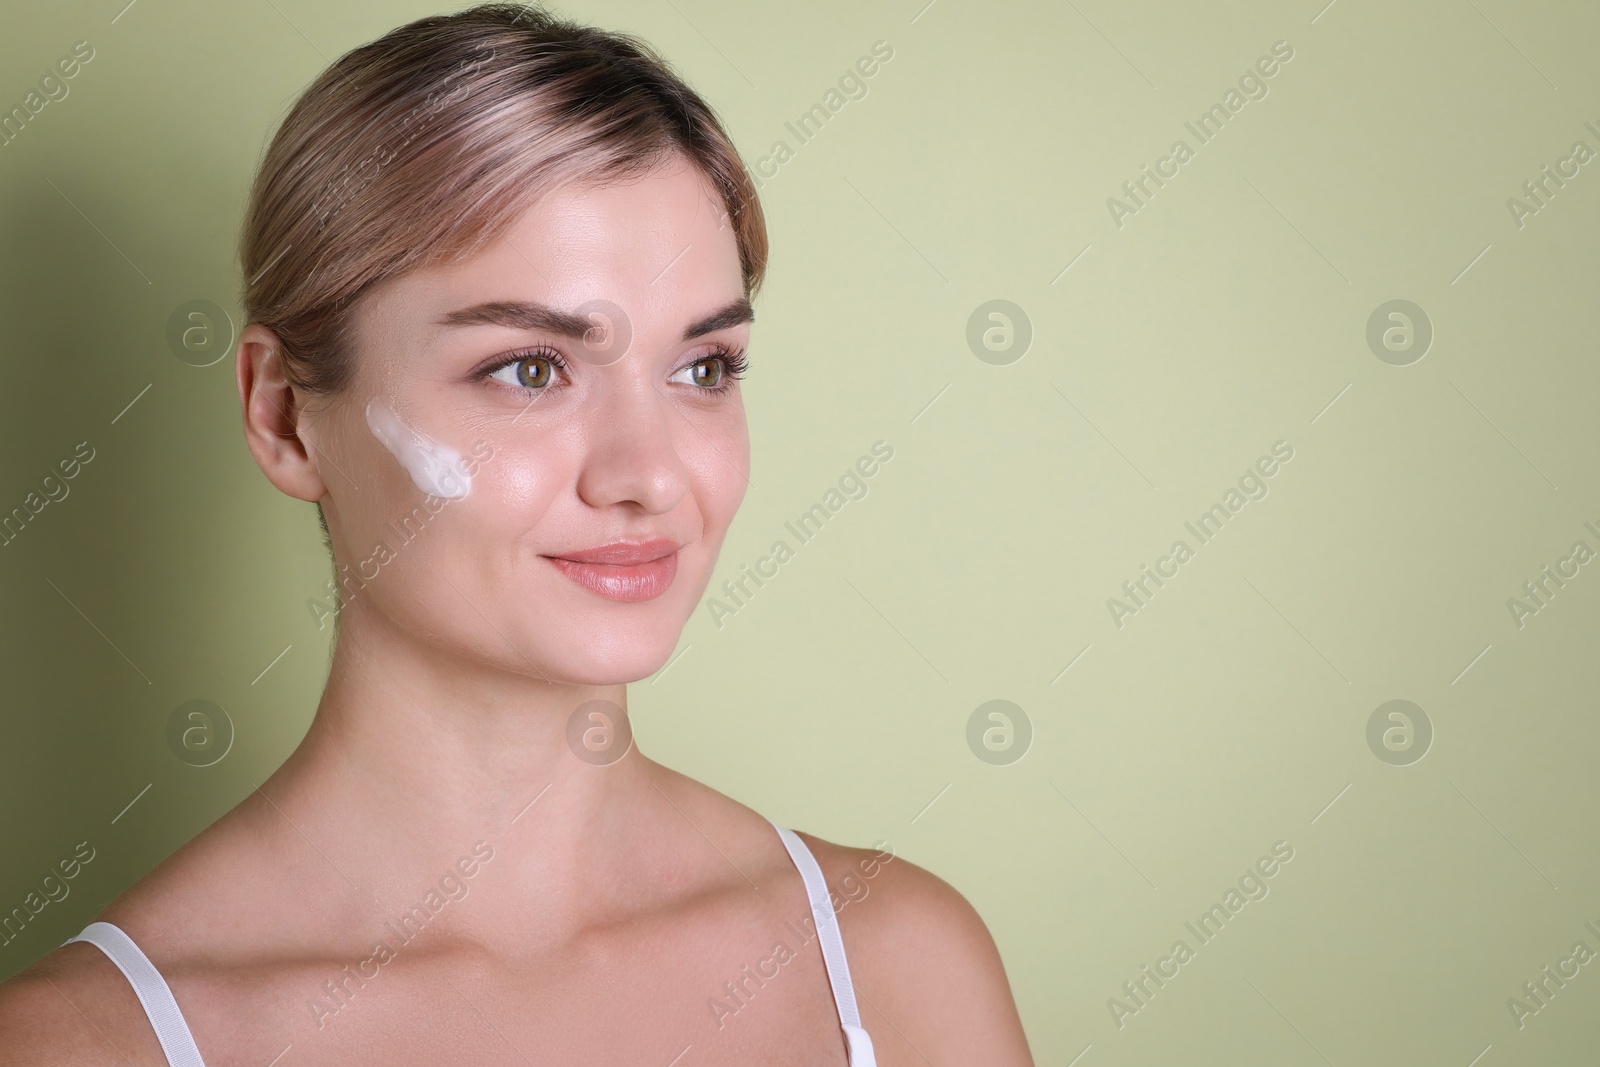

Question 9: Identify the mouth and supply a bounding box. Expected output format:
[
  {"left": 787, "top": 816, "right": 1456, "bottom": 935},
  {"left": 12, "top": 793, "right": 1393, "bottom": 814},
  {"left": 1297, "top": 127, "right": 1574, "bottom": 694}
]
[{"left": 542, "top": 539, "right": 681, "bottom": 602}]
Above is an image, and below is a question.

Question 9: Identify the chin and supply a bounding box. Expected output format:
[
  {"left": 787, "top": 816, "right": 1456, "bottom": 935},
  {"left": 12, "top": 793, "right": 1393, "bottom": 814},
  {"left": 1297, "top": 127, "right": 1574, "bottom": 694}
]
[{"left": 530, "top": 620, "right": 686, "bottom": 686}]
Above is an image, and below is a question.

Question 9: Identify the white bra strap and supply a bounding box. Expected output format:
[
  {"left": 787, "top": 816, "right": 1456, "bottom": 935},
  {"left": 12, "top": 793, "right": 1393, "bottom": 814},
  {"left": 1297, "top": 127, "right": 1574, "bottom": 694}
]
[
  {"left": 770, "top": 822, "right": 878, "bottom": 1067},
  {"left": 64, "top": 921, "right": 207, "bottom": 1067}
]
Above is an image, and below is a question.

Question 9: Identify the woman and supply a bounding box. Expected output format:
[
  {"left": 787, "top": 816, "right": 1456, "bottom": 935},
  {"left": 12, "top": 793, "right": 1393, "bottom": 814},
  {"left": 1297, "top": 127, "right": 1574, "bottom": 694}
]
[{"left": 0, "top": 5, "right": 1033, "bottom": 1063}]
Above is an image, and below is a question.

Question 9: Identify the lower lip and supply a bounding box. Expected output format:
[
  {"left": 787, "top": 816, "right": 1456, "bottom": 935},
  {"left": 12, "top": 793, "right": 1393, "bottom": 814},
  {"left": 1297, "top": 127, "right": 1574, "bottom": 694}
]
[{"left": 545, "top": 552, "right": 678, "bottom": 602}]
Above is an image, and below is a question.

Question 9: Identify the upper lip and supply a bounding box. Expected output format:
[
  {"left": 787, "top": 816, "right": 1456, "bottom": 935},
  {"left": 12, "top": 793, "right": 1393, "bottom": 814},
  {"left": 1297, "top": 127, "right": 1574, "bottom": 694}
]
[{"left": 546, "top": 538, "right": 681, "bottom": 566}]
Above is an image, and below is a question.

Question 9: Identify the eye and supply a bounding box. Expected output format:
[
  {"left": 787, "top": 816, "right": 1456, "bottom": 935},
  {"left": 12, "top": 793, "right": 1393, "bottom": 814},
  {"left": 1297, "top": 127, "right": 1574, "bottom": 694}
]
[
  {"left": 672, "top": 344, "right": 749, "bottom": 395},
  {"left": 483, "top": 347, "right": 567, "bottom": 390}
]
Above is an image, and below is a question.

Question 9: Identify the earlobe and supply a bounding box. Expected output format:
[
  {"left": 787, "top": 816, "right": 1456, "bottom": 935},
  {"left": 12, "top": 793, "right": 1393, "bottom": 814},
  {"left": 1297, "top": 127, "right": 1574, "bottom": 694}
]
[{"left": 236, "top": 324, "right": 328, "bottom": 504}]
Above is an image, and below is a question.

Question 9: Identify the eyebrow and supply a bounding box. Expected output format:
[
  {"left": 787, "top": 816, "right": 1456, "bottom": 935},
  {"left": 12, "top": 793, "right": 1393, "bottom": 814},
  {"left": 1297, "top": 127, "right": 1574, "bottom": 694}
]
[{"left": 434, "top": 297, "right": 754, "bottom": 343}]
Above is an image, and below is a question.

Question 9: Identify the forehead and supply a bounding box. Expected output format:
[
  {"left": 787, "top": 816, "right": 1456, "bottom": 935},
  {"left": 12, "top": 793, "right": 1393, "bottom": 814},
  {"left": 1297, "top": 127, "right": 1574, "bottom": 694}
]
[{"left": 362, "top": 160, "right": 744, "bottom": 350}]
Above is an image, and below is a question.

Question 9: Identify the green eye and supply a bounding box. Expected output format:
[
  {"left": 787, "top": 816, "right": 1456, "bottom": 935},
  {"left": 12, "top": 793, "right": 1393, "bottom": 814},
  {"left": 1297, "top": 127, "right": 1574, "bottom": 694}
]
[{"left": 690, "top": 359, "right": 724, "bottom": 388}]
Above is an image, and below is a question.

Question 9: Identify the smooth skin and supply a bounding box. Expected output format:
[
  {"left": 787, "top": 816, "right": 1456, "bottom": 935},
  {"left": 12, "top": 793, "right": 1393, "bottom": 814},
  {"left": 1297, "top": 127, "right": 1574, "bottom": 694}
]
[{"left": 0, "top": 155, "right": 1034, "bottom": 1065}]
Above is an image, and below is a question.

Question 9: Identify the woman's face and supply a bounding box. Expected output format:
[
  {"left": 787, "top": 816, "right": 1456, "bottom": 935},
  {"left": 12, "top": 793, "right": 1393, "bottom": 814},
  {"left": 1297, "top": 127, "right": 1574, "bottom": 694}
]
[{"left": 308, "top": 158, "right": 751, "bottom": 686}]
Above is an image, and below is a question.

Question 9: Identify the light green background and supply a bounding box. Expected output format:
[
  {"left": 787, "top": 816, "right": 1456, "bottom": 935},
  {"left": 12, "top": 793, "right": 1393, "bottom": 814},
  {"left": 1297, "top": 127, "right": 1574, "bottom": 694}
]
[{"left": 3, "top": 1, "right": 1598, "bottom": 1064}]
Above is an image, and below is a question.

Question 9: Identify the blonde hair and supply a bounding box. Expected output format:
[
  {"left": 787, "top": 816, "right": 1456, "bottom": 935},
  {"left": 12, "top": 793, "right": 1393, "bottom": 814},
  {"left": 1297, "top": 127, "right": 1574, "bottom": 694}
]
[{"left": 237, "top": 1, "right": 768, "bottom": 398}]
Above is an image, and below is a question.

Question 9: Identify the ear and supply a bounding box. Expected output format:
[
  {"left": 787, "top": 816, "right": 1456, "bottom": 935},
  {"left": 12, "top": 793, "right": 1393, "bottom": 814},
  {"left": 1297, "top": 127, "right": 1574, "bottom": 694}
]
[{"left": 236, "top": 323, "right": 329, "bottom": 504}]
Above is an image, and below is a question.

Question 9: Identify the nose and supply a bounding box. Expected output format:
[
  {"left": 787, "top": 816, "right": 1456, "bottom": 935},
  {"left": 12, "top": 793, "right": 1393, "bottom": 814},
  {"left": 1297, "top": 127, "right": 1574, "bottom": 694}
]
[{"left": 573, "top": 376, "right": 692, "bottom": 515}]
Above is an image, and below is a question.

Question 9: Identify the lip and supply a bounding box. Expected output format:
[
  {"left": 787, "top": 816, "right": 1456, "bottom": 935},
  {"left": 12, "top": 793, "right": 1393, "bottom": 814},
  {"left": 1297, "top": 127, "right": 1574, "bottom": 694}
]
[
  {"left": 547, "top": 539, "right": 680, "bottom": 565},
  {"left": 543, "top": 539, "right": 681, "bottom": 602}
]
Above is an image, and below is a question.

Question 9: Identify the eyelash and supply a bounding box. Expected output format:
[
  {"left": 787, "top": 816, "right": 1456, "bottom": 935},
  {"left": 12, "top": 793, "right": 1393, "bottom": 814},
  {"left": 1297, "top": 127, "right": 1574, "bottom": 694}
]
[{"left": 479, "top": 343, "right": 749, "bottom": 396}]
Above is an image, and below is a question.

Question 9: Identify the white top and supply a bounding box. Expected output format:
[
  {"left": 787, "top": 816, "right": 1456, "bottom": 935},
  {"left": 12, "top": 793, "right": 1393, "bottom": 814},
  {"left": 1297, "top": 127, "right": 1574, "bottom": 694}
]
[{"left": 63, "top": 818, "right": 877, "bottom": 1066}]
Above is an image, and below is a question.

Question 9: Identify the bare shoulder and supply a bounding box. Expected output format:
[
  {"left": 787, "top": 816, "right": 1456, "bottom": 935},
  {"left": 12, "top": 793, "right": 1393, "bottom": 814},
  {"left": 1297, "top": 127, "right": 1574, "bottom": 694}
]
[
  {"left": 0, "top": 798, "right": 277, "bottom": 1065},
  {"left": 793, "top": 831, "right": 1036, "bottom": 1067},
  {"left": 0, "top": 940, "right": 169, "bottom": 1066}
]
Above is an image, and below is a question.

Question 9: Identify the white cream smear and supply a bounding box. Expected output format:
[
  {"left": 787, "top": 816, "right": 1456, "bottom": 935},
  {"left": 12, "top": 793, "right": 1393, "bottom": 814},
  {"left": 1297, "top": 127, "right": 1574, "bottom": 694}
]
[{"left": 364, "top": 397, "right": 472, "bottom": 499}]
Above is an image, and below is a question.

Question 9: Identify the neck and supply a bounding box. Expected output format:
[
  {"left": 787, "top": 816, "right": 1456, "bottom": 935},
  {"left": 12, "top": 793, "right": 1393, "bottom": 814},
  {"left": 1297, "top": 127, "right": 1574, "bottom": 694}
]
[{"left": 257, "top": 597, "right": 664, "bottom": 945}]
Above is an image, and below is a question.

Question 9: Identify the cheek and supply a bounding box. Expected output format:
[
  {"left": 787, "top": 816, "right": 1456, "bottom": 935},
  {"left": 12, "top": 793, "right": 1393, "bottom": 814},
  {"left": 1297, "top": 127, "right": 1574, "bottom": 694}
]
[
  {"left": 364, "top": 397, "right": 472, "bottom": 500},
  {"left": 463, "top": 441, "right": 566, "bottom": 528},
  {"left": 687, "top": 408, "right": 750, "bottom": 516}
]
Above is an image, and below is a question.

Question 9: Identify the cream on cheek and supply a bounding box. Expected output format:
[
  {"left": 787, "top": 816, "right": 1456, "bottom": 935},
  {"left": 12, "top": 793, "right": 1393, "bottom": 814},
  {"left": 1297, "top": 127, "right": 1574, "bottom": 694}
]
[{"left": 364, "top": 397, "right": 473, "bottom": 500}]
